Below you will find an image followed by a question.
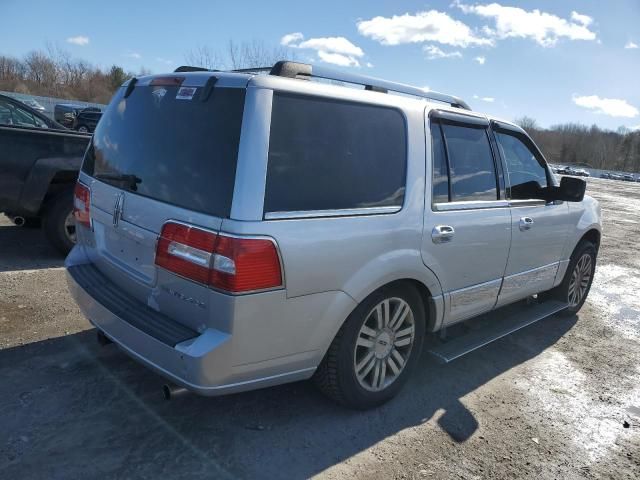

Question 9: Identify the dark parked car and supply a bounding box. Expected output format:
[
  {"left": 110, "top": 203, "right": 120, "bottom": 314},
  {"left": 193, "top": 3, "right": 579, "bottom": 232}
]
[
  {"left": 623, "top": 174, "right": 636, "bottom": 182},
  {"left": 0, "top": 93, "right": 90, "bottom": 253},
  {"left": 54, "top": 104, "right": 100, "bottom": 129},
  {"left": 74, "top": 109, "right": 102, "bottom": 133}
]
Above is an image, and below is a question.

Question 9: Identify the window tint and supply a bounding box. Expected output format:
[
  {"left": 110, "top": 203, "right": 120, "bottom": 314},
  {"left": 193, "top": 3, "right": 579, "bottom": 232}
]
[
  {"left": 0, "top": 99, "right": 47, "bottom": 128},
  {"left": 495, "top": 131, "right": 548, "bottom": 199},
  {"left": 441, "top": 123, "right": 497, "bottom": 202},
  {"left": 431, "top": 122, "right": 449, "bottom": 203},
  {"left": 264, "top": 94, "right": 407, "bottom": 213},
  {"left": 82, "top": 86, "right": 245, "bottom": 218}
]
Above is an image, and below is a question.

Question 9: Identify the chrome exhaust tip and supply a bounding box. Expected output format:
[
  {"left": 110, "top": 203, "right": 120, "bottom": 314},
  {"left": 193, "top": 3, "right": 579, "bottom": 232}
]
[
  {"left": 162, "top": 383, "right": 188, "bottom": 401},
  {"left": 12, "top": 216, "right": 25, "bottom": 227}
]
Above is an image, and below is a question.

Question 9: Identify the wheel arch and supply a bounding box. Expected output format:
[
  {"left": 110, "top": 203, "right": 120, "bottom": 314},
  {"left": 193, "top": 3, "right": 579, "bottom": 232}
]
[{"left": 579, "top": 228, "right": 601, "bottom": 252}]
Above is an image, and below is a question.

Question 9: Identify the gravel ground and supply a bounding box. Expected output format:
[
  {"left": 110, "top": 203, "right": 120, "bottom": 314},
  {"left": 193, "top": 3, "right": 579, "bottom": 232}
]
[{"left": 0, "top": 178, "right": 638, "bottom": 480}]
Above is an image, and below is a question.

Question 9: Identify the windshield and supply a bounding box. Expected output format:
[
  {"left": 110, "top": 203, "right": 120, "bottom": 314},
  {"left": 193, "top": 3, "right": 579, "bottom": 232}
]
[{"left": 82, "top": 84, "right": 245, "bottom": 218}]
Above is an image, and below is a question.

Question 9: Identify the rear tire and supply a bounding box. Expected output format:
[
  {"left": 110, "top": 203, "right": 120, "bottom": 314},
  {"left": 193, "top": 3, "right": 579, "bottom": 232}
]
[
  {"left": 540, "top": 240, "right": 596, "bottom": 316},
  {"left": 314, "top": 283, "right": 425, "bottom": 409},
  {"left": 77, "top": 125, "right": 89, "bottom": 133},
  {"left": 43, "top": 188, "right": 76, "bottom": 255}
]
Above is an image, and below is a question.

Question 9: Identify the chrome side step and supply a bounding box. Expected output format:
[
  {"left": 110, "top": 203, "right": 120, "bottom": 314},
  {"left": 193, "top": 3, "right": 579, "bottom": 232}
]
[{"left": 427, "top": 300, "right": 568, "bottom": 363}]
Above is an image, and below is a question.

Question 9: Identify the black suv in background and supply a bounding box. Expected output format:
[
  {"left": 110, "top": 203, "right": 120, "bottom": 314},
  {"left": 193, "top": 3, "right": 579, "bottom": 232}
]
[
  {"left": 74, "top": 109, "right": 102, "bottom": 133},
  {"left": 54, "top": 104, "right": 101, "bottom": 129}
]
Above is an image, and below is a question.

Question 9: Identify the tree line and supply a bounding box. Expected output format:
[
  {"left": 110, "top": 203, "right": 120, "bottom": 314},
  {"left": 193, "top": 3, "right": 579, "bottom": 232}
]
[
  {"left": 0, "top": 41, "right": 291, "bottom": 104},
  {"left": 516, "top": 117, "right": 640, "bottom": 173},
  {"left": 1, "top": 45, "right": 637, "bottom": 173}
]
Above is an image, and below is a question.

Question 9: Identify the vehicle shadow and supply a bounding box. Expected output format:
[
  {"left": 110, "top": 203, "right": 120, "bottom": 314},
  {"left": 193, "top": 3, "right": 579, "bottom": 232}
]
[
  {"left": 0, "top": 314, "right": 577, "bottom": 479},
  {"left": 0, "top": 221, "right": 64, "bottom": 272}
]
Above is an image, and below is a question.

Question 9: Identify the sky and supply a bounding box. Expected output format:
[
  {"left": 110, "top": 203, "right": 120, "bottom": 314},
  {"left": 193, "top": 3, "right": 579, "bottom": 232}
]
[{"left": 2, "top": 0, "right": 639, "bottom": 130}]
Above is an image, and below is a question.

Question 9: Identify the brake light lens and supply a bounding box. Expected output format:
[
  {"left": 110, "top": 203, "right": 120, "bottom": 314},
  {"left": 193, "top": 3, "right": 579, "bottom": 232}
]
[
  {"left": 155, "top": 222, "right": 283, "bottom": 294},
  {"left": 73, "top": 182, "right": 91, "bottom": 228},
  {"left": 149, "top": 76, "right": 185, "bottom": 86}
]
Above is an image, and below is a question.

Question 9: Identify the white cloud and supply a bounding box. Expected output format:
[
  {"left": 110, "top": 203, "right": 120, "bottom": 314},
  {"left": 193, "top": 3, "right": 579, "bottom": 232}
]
[
  {"left": 570, "top": 11, "right": 593, "bottom": 26},
  {"left": 156, "top": 57, "right": 174, "bottom": 66},
  {"left": 280, "top": 33, "right": 365, "bottom": 67},
  {"left": 573, "top": 95, "right": 639, "bottom": 118},
  {"left": 299, "top": 37, "right": 364, "bottom": 57},
  {"left": 280, "top": 32, "right": 304, "bottom": 46},
  {"left": 66, "top": 35, "right": 89, "bottom": 46},
  {"left": 473, "top": 94, "right": 495, "bottom": 102},
  {"left": 625, "top": 41, "right": 639, "bottom": 49},
  {"left": 317, "top": 51, "right": 360, "bottom": 67},
  {"left": 456, "top": 2, "right": 597, "bottom": 47},
  {"left": 125, "top": 52, "right": 142, "bottom": 59},
  {"left": 357, "top": 10, "right": 493, "bottom": 48},
  {"left": 474, "top": 56, "right": 486, "bottom": 64},
  {"left": 424, "top": 45, "right": 462, "bottom": 59}
]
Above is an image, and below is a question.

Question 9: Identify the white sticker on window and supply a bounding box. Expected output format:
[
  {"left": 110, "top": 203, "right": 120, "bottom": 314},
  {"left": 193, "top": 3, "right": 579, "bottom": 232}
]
[{"left": 176, "top": 87, "right": 197, "bottom": 100}]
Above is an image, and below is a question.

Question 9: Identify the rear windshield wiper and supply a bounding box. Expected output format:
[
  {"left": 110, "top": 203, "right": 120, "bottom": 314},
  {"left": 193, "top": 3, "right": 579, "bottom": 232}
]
[{"left": 95, "top": 173, "right": 142, "bottom": 191}]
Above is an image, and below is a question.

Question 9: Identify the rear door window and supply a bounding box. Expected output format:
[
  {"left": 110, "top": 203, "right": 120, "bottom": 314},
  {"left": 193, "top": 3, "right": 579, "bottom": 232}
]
[
  {"left": 436, "top": 123, "right": 498, "bottom": 202},
  {"left": 264, "top": 93, "right": 407, "bottom": 214},
  {"left": 82, "top": 85, "right": 245, "bottom": 218}
]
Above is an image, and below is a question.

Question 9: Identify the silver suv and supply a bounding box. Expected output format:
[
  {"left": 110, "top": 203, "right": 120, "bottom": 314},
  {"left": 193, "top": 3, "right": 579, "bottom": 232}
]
[{"left": 66, "top": 61, "right": 601, "bottom": 409}]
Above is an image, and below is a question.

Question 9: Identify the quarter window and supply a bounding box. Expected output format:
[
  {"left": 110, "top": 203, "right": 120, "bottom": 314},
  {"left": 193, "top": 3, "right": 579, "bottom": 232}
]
[
  {"left": 495, "top": 131, "right": 548, "bottom": 199},
  {"left": 264, "top": 93, "right": 407, "bottom": 214}
]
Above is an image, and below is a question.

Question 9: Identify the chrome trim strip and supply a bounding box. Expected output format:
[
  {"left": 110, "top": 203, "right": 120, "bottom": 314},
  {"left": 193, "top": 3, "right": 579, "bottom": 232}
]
[
  {"left": 503, "top": 261, "right": 560, "bottom": 281},
  {"left": 433, "top": 200, "right": 509, "bottom": 211},
  {"left": 449, "top": 278, "right": 502, "bottom": 311},
  {"left": 264, "top": 205, "right": 401, "bottom": 220},
  {"left": 508, "top": 199, "right": 547, "bottom": 207},
  {"left": 499, "top": 262, "right": 559, "bottom": 299}
]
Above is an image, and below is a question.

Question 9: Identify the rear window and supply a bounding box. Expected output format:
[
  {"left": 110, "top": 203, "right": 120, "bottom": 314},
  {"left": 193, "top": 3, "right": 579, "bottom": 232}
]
[
  {"left": 264, "top": 93, "right": 407, "bottom": 214},
  {"left": 82, "top": 84, "right": 245, "bottom": 218}
]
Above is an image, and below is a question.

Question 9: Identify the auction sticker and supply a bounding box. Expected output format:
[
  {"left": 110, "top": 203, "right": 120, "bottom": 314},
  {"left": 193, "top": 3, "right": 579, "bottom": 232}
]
[{"left": 176, "top": 87, "right": 197, "bottom": 100}]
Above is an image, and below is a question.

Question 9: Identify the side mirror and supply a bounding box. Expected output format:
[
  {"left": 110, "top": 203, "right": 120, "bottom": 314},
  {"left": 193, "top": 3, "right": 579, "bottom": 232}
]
[{"left": 550, "top": 176, "right": 586, "bottom": 202}]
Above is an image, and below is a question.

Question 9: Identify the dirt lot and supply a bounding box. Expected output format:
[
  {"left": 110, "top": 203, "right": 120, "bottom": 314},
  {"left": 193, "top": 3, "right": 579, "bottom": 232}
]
[{"left": 1, "top": 178, "right": 638, "bottom": 480}]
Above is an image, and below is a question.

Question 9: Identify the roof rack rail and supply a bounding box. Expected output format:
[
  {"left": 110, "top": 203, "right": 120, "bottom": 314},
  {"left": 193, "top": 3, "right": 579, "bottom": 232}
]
[
  {"left": 231, "top": 66, "right": 272, "bottom": 73},
  {"left": 174, "top": 65, "right": 215, "bottom": 73},
  {"left": 269, "top": 61, "right": 471, "bottom": 110}
]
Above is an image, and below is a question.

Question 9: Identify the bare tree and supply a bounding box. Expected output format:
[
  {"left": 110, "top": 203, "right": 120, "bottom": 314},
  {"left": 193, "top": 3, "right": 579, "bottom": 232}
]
[
  {"left": 184, "top": 40, "right": 294, "bottom": 71},
  {"left": 184, "top": 46, "right": 224, "bottom": 70},
  {"left": 513, "top": 116, "right": 539, "bottom": 132}
]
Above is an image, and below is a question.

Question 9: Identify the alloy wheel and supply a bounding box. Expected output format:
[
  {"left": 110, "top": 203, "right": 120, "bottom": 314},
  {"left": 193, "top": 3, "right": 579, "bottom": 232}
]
[
  {"left": 65, "top": 212, "right": 77, "bottom": 244},
  {"left": 568, "top": 253, "right": 592, "bottom": 307},
  {"left": 353, "top": 297, "right": 415, "bottom": 392}
]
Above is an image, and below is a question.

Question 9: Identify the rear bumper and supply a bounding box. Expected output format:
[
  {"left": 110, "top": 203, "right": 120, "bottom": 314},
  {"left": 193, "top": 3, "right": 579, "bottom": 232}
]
[{"left": 65, "top": 260, "right": 316, "bottom": 396}]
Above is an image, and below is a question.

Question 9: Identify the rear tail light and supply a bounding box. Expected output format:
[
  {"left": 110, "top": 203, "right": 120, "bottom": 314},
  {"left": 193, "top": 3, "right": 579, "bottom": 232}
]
[
  {"left": 73, "top": 182, "right": 91, "bottom": 228},
  {"left": 155, "top": 222, "right": 283, "bottom": 294}
]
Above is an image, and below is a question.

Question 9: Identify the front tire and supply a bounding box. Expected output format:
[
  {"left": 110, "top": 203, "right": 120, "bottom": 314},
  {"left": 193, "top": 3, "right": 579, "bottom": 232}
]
[
  {"left": 43, "top": 188, "right": 76, "bottom": 255},
  {"left": 314, "top": 283, "right": 426, "bottom": 409},
  {"left": 542, "top": 240, "right": 597, "bottom": 316}
]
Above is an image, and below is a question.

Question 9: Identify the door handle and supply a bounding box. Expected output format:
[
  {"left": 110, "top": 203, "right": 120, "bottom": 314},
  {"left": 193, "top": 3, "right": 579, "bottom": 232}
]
[
  {"left": 519, "top": 216, "right": 534, "bottom": 231},
  {"left": 432, "top": 225, "right": 455, "bottom": 244}
]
